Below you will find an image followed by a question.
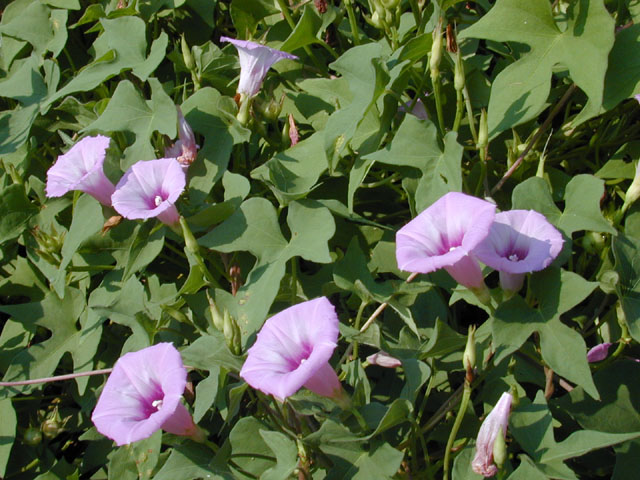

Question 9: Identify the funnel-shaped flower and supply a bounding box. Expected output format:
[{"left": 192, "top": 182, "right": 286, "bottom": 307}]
[
  {"left": 165, "top": 107, "right": 198, "bottom": 170},
  {"left": 472, "top": 392, "right": 513, "bottom": 477},
  {"left": 240, "top": 297, "right": 342, "bottom": 400},
  {"left": 395, "top": 192, "right": 496, "bottom": 290},
  {"left": 111, "top": 157, "right": 185, "bottom": 226},
  {"left": 220, "top": 37, "right": 298, "bottom": 97},
  {"left": 91, "top": 343, "right": 198, "bottom": 446},
  {"left": 587, "top": 342, "right": 612, "bottom": 363},
  {"left": 46, "top": 135, "right": 115, "bottom": 206},
  {"left": 473, "top": 210, "right": 563, "bottom": 293}
]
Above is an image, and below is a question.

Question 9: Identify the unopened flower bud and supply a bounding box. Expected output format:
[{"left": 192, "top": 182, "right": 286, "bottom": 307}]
[
  {"left": 206, "top": 291, "right": 225, "bottom": 332},
  {"left": 366, "top": 351, "right": 402, "bottom": 368},
  {"left": 181, "top": 35, "right": 195, "bottom": 72},
  {"left": 179, "top": 216, "right": 199, "bottom": 254},
  {"left": 454, "top": 53, "right": 465, "bottom": 92},
  {"left": 237, "top": 94, "right": 252, "bottom": 126},
  {"left": 463, "top": 325, "right": 476, "bottom": 374},
  {"left": 492, "top": 427, "right": 508, "bottom": 469},
  {"left": 430, "top": 20, "right": 443, "bottom": 77},
  {"left": 223, "top": 310, "right": 241, "bottom": 355},
  {"left": 477, "top": 109, "right": 488, "bottom": 151}
]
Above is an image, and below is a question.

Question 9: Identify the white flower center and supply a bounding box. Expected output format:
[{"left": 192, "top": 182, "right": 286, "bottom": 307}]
[
  {"left": 154, "top": 195, "right": 163, "bottom": 207},
  {"left": 300, "top": 358, "right": 306, "bottom": 364},
  {"left": 449, "top": 246, "right": 457, "bottom": 252},
  {"left": 152, "top": 399, "right": 163, "bottom": 410},
  {"left": 508, "top": 254, "right": 520, "bottom": 262}
]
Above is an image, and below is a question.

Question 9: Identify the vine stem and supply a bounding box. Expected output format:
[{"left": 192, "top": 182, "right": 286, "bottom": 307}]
[
  {"left": 443, "top": 381, "right": 472, "bottom": 480},
  {"left": 0, "top": 368, "right": 113, "bottom": 387},
  {"left": 490, "top": 84, "right": 577, "bottom": 195},
  {"left": 338, "top": 273, "right": 418, "bottom": 366}
]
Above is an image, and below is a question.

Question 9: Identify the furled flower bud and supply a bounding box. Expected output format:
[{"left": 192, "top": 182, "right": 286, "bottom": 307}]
[
  {"left": 477, "top": 109, "right": 488, "bottom": 151},
  {"left": 463, "top": 325, "right": 476, "bottom": 376},
  {"left": 430, "top": 19, "right": 443, "bottom": 78},
  {"left": 471, "top": 392, "right": 513, "bottom": 477},
  {"left": 366, "top": 351, "right": 402, "bottom": 368}
]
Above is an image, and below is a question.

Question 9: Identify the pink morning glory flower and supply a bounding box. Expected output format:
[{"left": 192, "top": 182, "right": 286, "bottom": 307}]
[
  {"left": 111, "top": 157, "right": 186, "bottom": 226},
  {"left": 220, "top": 37, "right": 298, "bottom": 98},
  {"left": 46, "top": 135, "right": 115, "bottom": 206},
  {"left": 91, "top": 343, "right": 198, "bottom": 446},
  {"left": 473, "top": 210, "right": 563, "bottom": 293},
  {"left": 395, "top": 192, "right": 496, "bottom": 291},
  {"left": 472, "top": 392, "right": 513, "bottom": 477},
  {"left": 240, "top": 297, "right": 343, "bottom": 401},
  {"left": 165, "top": 107, "right": 198, "bottom": 170},
  {"left": 587, "top": 342, "right": 612, "bottom": 363}
]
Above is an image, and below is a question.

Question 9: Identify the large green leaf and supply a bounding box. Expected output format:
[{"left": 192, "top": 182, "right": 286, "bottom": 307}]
[
  {"left": 44, "top": 16, "right": 167, "bottom": 108},
  {"left": 460, "top": 0, "right": 615, "bottom": 135},
  {"left": 83, "top": 78, "right": 176, "bottom": 169},
  {"left": 199, "top": 199, "right": 335, "bottom": 340},
  {"left": 603, "top": 24, "right": 640, "bottom": 109},
  {"left": 612, "top": 233, "right": 640, "bottom": 343},
  {"left": 0, "top": 288, "right": 90, "bottom": 397},
  {"left": 0, "top": 183, "right": 39, "bottom": 244}
]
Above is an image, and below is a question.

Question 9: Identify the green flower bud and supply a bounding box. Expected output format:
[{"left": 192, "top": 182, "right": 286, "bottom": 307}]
[
  {"left": 492, "top": 428, "right": 508, "bottom": 469},
  {"left": 23, "top": 427, "right": 42, "bottom": 446},
  {"left": 430, "top": 20, "right": 443, "bottom": 77},
  {"left": 454, "top": 53, "right": 465, "bottom": 92},
  {"left": 223, "top": 310, "right": 241, "bottom": 355},
  {"left": 477, "top": 109, "right": 488, "bottom": 150},
  {"left": 463, "top": 325, "right": 476, "bottom": 374},
  {"left": 179, "top": 217, "right": 199, "bottom": 254},
  {"left": 206, "top": 290, "right": 225, "bottom": 332},
  {"left": 181, "top": 35, "right": 195, "bottom": 72}
]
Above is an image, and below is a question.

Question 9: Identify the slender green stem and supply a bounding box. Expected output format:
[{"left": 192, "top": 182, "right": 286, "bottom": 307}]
[
  {"left": 345, "top": 0, "right": 361, "bottom": 46},
  {"left": 290, "top": 256, "right": 298, "bottom": 305},
  {"left": 452, "top": 89, "right": 464, "bottom": 133},
  {"left": 431, "top": 75, "right": 445, "bottom": 134},
  {"left": 443, "top": 382, "right": 472, "bottom": 480},
  {"left": 463, "top": 85, "right": 478, "bottom": 144},
  {"left": 352, "top": 299, "right": 369, "bottom": 359}
]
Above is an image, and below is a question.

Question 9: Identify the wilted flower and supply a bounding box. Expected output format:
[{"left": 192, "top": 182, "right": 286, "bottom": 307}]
[
  {"left": 91, "top": 343, "right": 198, "bottom": 446},
  {"left": 395, "top": 192, "right": 496, "bottom": 291},
  {"left": 165, "top": 106, "right": 198, "bottom": 170},
  {"left": 366, "top": 351, "right": 402, "bottom": 368},
  {"left": 111, "top": 157, "right": 186, "bottom": 226},
  {"left": 399, "top": 98, "right": 428, "bottom": 120},
  {"left": 240, "top": 297, "right": 344, "bottom": 401},
  {"left": 472, "top": 392, "right": 513, "bottom": 477},
  {"left": 473, "top": 210, "right": 563, "bottom": 293},
  {"left": 46, "top": 135, "right": 115, "bottom": 206},
  {"left": 587, "top": 342, "right": 612, "bottom": 363},
  {"left": 220, "top": 37, "right": 298, "bottom": 98}
]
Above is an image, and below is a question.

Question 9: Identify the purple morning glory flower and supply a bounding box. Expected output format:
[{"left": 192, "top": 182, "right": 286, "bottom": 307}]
[
  {"left": 220, "top": 37, "right": 298, "bottom": 97},
  {"left": 111, "top": 157, "right": 186, "bottom": 226},
  {"left": 587, "top": 342, "right": 612, "bottom": 363},
  {"left": 165, "top": 106, "right": 198, "bottom": 170},
  {"left": 472, "top": 392, "right": 513, "bottom": 477},
  {"left": 91, "top": 343, "right": 198, "bottom": 446},
  {"left": 473, "top": 210, "right": 563, "bottom": 293},
  {"left": 240, "top": 297, "right": 343, "bottom": 401},
  {"left": 395, "top": 192, "right": 496, "bottom": 290},
  {"left": 46, "top": 135, "right": 115, "bottom": 206}
]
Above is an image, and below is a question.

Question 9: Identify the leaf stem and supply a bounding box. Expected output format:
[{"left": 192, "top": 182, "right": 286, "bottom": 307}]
[{"left": 490, "top": 84, "right": 577, "bottom": 195}]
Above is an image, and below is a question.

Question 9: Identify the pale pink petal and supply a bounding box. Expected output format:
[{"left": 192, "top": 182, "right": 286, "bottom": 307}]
[
  {"left": 111, "top": 158, "right": 185, "bottom": 226},
  {"left": 240, "top": 297, "right": 342, "bottom": 400},
  {"left": 395, "top": 192, "right": 495, "bottom": 289},
  {"left": 221, "top": 37, "right": 298, "bottom": 97},
  {"left": 91, "top": 343, "right": 194, "bottom": 446},
  {"left": 472, "top": 392, "right": 512, "bottom": 477},
  {"left": 46, "top": 135, "right": 115, "bottom": 206}
]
